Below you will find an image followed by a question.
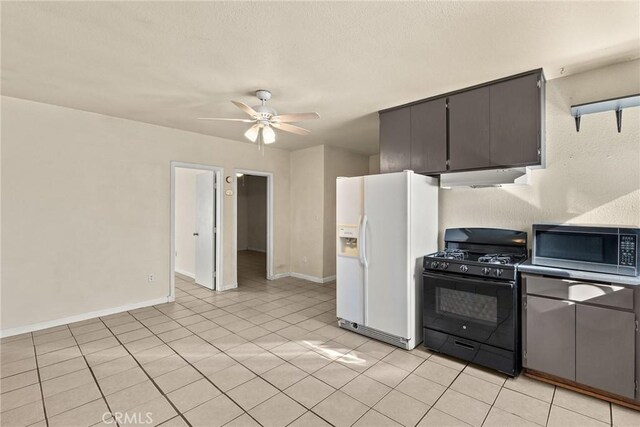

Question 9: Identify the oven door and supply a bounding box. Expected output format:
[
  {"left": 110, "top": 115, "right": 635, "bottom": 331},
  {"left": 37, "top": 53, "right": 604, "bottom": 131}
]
[{"left": 423, "top": 272, "right": 516, "bottom": 351}]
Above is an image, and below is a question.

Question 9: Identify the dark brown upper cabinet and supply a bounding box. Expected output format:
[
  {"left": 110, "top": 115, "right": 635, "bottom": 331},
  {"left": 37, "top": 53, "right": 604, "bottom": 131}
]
[
  {"left": 378, "top": 69, "right": 544, "bottom": 175},
  {"left": 490, "top": 73, "right": 542, "bottom": 167},
  {"left": 448, "top": 87, "right": 491, "bottom": 171},
  {"left": 410, "top": 98, "right": 447, "bottom": 174},
  {"left": 379, "top": 107, "right": 411, "bottom": 174}
]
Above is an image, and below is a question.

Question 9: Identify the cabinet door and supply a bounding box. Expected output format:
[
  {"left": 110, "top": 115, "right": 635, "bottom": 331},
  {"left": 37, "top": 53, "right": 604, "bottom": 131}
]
[
  {"left": 576, "top": 305, "right": 636, "bottom": 399},
  {"left": 410, "top": 99, "right": 447, "bottom": 174},
  {"left": 448, "top": 87, "right": 491, "bottom": 171},
  {"left": 524, "top": 295, "right": 575, "bottom": 381},
  {"left": 379, "top": 108, "right": 411, "bottom": 174},
  {"left": 490, "top": 73, "right": 541, "bottom": 166}
]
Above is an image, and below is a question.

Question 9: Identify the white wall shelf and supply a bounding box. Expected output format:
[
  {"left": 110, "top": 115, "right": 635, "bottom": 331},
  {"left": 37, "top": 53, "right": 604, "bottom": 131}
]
[{"left": 570, "top": 93, "right": 640, "bottom": 132}]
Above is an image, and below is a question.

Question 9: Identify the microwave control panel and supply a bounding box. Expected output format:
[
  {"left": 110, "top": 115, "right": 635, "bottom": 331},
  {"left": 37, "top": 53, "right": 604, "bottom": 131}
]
[{"left": 619, "top": 235, "right": 637, "bottom": 267}]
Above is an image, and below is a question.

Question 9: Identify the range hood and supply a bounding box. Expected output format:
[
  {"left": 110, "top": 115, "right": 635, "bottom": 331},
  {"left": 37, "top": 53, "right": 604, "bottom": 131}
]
[{"left": 440, "top": 168, "right": 530, "bottom": 189}]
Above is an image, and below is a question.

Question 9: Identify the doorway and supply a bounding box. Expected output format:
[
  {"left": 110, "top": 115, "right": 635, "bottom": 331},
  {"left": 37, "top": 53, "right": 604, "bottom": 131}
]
[
  {"left": 171, "top": 162, "right": 222, "bottom": 298},
  {"left": 234, "top": 169, "right": 273, "bottom": 283}
]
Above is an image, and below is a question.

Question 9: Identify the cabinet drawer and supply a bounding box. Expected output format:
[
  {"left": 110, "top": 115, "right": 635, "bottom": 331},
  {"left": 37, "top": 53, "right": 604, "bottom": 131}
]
[{"left": 524, "top": 275, "right": 633, "bottom": 310}]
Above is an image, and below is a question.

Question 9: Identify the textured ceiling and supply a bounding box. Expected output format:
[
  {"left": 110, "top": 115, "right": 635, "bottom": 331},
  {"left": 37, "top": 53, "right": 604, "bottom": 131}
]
[{"left": 2, "top": 1, "right": 639, "bottom": 154}]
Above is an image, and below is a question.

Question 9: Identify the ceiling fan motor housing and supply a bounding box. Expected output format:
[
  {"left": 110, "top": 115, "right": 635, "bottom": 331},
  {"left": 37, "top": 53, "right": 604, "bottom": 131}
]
[
  {"left": 255, "top": 89, "right": 272, "bottom": 102},
  {"left": 253, "top": 104, "right": 277, "bottom": 119}
]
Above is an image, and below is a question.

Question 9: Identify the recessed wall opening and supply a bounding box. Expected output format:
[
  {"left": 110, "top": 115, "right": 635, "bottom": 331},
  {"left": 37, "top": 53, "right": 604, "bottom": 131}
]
[{"left": 235, "top": 169, "right": 274, "bottom": 285}]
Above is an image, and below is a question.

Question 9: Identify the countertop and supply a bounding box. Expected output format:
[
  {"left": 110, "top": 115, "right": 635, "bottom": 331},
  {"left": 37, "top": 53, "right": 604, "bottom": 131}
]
[{"left": 518, "top": 260, "right": 640, "bottom": 286}]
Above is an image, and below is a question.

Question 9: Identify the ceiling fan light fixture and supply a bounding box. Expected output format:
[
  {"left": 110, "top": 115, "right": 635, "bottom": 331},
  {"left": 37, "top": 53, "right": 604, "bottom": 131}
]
[
  {"left": 262, "top": 125, "right": 276, "bottom": 144},
  {"left": 244, "top": 124, "right": 259, "bottom": 142}
]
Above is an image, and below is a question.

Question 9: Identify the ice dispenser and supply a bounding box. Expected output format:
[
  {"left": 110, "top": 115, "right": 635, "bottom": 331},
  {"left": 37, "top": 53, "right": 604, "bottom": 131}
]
[{"left": 338, "top": 224, "right": 359, "bottom": 257}]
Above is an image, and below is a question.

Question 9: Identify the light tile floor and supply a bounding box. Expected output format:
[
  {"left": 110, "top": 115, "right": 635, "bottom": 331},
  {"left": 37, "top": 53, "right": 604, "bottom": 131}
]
[{"left": 2, "top": 250, "right": 639, "bottom": 426}]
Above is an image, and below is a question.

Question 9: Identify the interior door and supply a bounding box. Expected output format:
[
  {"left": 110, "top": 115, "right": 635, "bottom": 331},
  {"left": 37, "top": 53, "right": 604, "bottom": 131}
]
[
  {"left": 364, "top": 172, "right": 410, "bottom": 338},
  {"left": 195, "top": 171, "right": 215, "bottom": 289}
]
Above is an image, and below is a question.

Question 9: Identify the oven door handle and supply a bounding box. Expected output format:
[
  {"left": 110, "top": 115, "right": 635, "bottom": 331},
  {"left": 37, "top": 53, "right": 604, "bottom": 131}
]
[{"left": 423, "top": 271, "right": 514, "bottom": 288}]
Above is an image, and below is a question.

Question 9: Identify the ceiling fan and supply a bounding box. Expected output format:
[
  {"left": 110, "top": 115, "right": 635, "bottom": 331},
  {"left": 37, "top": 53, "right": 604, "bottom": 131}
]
[{"left": 198, "top": 90, "right": 320, "bottom": 150}]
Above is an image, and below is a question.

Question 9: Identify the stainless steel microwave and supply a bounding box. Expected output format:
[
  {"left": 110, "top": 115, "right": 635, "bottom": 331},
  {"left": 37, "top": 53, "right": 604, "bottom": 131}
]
[{"left": 532, "top": 224, "right": 640, "bottom": 277}]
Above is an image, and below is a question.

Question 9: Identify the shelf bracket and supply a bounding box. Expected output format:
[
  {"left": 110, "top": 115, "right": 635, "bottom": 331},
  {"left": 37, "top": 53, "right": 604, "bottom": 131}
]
[
  {"left": 570, "top": 93, "right": 639, "bottom": 133},
  {"left": 616, "top": 108, "right": 622, "bottom": 133}
]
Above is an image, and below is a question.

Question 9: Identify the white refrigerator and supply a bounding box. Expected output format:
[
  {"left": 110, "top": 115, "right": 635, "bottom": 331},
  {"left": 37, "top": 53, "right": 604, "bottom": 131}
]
[{"left": 336, "top": 170, "right": 438, "bottom": 350}]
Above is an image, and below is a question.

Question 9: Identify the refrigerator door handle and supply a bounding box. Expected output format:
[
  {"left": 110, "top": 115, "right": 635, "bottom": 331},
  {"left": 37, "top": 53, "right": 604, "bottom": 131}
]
[
  {"left": 361, "top": 215, "right": 369, "bottom": 268},
  {"left": 357, "top": 215, "right": 364, "bottom": 266}
]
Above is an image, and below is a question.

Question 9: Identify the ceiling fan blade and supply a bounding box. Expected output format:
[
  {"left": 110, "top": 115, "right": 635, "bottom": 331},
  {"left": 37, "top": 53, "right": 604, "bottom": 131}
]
[
  {"left": 231, "top": 100, "right": 259, "bottom": 117},
  {"left": 197, "top": 117, "right": 255, "bottom": 122},
  {"left": 271, "top": 112, "right": 320, "bottom": 123},
  {"left": 272, "top": 122, "right": 311, "bottom": 135}
]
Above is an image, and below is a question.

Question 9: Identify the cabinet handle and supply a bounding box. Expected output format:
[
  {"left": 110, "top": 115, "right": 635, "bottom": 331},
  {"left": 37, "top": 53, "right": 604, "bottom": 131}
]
[{"left": 454, "top": 340, "right": 475, "bottom": 351}]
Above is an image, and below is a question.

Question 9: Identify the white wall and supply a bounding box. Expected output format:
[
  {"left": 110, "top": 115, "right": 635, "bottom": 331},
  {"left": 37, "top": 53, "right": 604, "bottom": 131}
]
[
  {"left": 439, "top": 60, "right": 640, "bottom": 241},
  {"left": 290, "top": 146, "right": 325, "bottom": 278},
  {"left": 289, "top": 145, "right": 369, "bottom": 280},
  {"left": 1, "top": 96, "right": 292, "bottom": 333},
  {"left": 323, "top": 145, "right": 370, "bottom": 277},
  {"left": 237, "top": 175, "right": 267, "bottom": 252},
  {"left": 369, "top": 154, "right": 380, "bottom": 175}
]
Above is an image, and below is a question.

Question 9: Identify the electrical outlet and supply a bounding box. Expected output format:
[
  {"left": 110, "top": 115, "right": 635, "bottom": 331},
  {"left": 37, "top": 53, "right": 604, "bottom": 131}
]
[
  {"left": 148, "top": 274, "right": 155, "bottom": 283},
  {"left": 303, "top": 256, "right": 308, "bottom": 264}
]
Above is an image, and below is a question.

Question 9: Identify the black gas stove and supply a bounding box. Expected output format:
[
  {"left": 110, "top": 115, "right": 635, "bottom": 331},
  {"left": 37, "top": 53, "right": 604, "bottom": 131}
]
[
  {"left": 422, "top": 228, "right": 528, "bottom": 376},
  {"left": 424, "top": 249, "right": 526, "bottom": 281}
]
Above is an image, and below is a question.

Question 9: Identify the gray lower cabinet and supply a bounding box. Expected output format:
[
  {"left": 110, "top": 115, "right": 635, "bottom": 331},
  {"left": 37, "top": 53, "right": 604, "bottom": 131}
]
[
  {"left": 576, "top": 304, "right": 636, "bottom": 399},
  {"left": 524, "top": 295, "right": 576, "bottom": 380},
  {"left": 379, "top": 107, "right": 411, "bottom": 173}
]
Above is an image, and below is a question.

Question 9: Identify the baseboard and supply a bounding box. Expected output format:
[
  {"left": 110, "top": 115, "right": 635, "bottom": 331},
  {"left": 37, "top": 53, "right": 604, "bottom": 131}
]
[
  {"left": 290, "top": 272, "right": 336, "bottom": 284},
  {"left": 247, "top": 247, "right": 267, "bottom": 253},
  {"left": 218, "top": 282, "right": 238, "bottom": 291},
  {"left": 0, "top": 296, "right": 170, "bottom": 338},
  {"left": 269, "top": 272, "right": 291, "bottom": 280},
  {"left": 174, "top": 268, "right": 194, "bottom": 279}
]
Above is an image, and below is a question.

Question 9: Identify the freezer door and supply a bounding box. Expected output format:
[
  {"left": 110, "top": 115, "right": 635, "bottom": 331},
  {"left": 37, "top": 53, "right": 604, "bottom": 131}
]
[
  {"left": 336, "top": 176, "right": 365, "bottom": 324},
  {"left": 364, "top": 172, "right": 411, "bottom": 338}
]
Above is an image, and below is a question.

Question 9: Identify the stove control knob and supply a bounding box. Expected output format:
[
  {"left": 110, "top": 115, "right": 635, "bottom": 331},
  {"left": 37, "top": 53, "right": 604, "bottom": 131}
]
[
  {"left": 431, "top": 261, "right": 440, "bottom": 269},
  {"left": 460, "top": 265, "right": 468, "bottom": 273},
  {"left": 441, "top": 262, "right": 449, "bottom": 270},
  {"left": 481, "top": 267, "right": 491, "bottom": 276},
  {"left": 495, "top": 269, "right": 504, "bottom": 277}
]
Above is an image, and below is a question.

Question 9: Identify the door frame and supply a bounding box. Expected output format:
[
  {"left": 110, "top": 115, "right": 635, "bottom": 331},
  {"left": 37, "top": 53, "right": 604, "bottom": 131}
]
[
  {"left": 170, "top": 161, "right": 223, "bottom": 300},
  {"left": 233, "top": 168, "right": 274, "bottom": 280}
]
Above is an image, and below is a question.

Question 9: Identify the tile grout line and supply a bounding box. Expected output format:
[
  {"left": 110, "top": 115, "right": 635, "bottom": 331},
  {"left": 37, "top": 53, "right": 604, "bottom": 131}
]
[
  {"left": 97, "top": 317, "right": 193, "bottom": 427},
  {"left": 67, "top": 326, "right": 121, "bottom": 427},
  {"left": 342, "top": 347, "right": 437, "bottom": 427},
  {"left": 30, "top": 331, "right": 50, "bottom": 427},
  {"left": 545, "top": 386, "right": 556, "bottom": 426},
  {"left": 413, "top": 359, "right": 471, "bottom": 427},
  {"left": 479, "top": 373, "right": 508, "bottom": 426}
]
